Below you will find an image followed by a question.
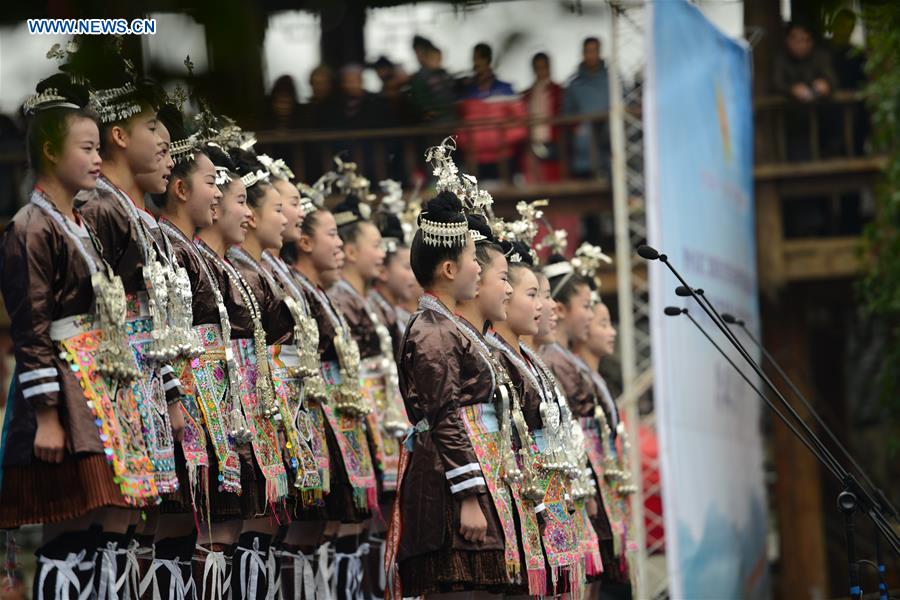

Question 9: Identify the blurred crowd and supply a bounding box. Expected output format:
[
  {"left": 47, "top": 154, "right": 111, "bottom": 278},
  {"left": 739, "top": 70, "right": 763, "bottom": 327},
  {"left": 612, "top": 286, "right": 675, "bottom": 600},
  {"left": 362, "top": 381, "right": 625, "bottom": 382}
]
[{"left": 264, "top": 35, "right": 614, "bottom": 183}]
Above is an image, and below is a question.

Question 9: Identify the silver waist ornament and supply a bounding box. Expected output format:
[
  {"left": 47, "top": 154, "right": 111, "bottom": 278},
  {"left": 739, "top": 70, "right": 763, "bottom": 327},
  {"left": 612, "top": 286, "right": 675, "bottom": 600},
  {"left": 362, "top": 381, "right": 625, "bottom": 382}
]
[
  {"left": 195, "top": 240, "right": 252, "bottom": 445},
  {"left": 294, "top": 272, "right": 369, "bottom": 418},
  {"left": 261, "top": 253, "right": 328, "bottom": 402},
  {"left": 335, "top": 279, "right": 407, "bottom": 438},
  {"left": 159, "top": 219, "right": 205, "bottom": 359},
  {"left": 224, "top": 247, "right": 282, "bottom": 423}
]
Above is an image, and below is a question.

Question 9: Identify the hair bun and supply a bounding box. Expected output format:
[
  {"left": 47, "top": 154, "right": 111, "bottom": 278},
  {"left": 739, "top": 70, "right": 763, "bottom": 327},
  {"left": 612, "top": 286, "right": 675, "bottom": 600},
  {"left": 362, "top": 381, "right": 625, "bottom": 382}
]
[
  {"left": 421, "top": 190, "right": 465, "bottom": 223},
  {"left": 377, "top": 211, "right": 404, "bottom": 241},
  {"left": 156, "top": 103, "right": 187, "bottom": 141},
  {"left": 204, "top": 143, "right": 235, "bottom": 171},
  {"left": 227, "top": 147, "right": 265, "bottom": 177},
  {"left": 505, "top": 240, "right": 534, "bottom": 266},
  {"left": 466, "top": 213, "right": 495, "bottom": 244}
]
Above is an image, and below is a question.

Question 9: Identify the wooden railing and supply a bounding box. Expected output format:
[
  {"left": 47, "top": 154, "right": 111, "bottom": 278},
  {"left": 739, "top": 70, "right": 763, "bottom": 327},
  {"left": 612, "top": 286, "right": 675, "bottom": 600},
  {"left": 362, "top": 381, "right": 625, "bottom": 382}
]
[
  {"left": 254, "top": 110, "right": 613, "bottom": 191},
  {"left": 753, "top": 90, "right": 871, "bottom": 166}
]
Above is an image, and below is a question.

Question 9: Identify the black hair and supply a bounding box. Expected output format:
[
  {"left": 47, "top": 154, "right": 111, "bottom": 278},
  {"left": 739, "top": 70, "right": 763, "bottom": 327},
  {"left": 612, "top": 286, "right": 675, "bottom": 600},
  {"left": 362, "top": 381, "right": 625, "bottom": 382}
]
[
  {"left": 467, "top": 214, "right": 502, "bottom": 268},
  {"left": 271, "top": 75, "right": 298, "bottom": 102},
  {"left": 532, "top": 52, "right": 550, "bottom": 67},
  {"left": 785, "top": 21, "right": 814, "bottom": 37},
  {"left": 152, "top": 103, "right": 208, "bottom": 208},
  {"left": 546, "top": 253, "right": 589, "bottom": 303},
  {"left": 376, "top": 211, "right": 407, "bottom": 265},
  {"left": 474, "top": 43, "right": 493, "bottom": 63},
  {"left": 228, "top": 147, "right": 274, "bottom": 207},
  {"left": 413, "top": 35, "right": 435, "bottom": 52},
  {"left": 25, "top": 74, "right": 97, "bottom": 177},
  {"left": 334, "top": 193, "right": 369, "bottom": 244},
  {"left": 410, "top": 191, "right": 467, "bottom": 288},
  {"left": 583, "top": 36, "right": 601, "bottom": 49}
]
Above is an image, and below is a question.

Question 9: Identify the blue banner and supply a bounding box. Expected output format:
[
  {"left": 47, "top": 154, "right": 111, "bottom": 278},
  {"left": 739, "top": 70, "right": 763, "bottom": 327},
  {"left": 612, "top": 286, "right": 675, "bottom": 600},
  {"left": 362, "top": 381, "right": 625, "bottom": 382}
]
[{"left": 645, "top": 1, "right": 769, "bottom": 597}]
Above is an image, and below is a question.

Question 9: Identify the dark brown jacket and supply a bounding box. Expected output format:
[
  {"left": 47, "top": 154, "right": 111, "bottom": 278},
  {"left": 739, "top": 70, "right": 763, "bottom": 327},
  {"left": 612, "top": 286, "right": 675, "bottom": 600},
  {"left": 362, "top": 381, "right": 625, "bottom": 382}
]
[
  {"left": 397, "top": 303, "right": 503, "bottom": 561},
  {"left": 328, "top": 281, "right": 381, "bottom": 360},
  {"left": 0, "top": 204, "right": 105, "bottom": 465},
  {"left": 227, "top": 249, "right": 292, "bottom": 346}
]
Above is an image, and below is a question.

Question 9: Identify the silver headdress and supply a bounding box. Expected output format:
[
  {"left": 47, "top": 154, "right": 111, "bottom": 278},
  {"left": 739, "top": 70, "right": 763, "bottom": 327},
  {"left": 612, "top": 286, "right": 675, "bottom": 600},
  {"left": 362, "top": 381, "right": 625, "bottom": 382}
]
[
  {"left": 257, "top": 154, "right": 295, "bottom": 181},
  {"left": 23, "top": 88, "right": 81, "bottom": 115},
  {"left": 240, "top": 169, "right": 270, "bottom": 189},
  {"left": 544, "top": 242, "right": 613, "bottom": 298},
  {"left": 425, "top": 136, "right": 494, "bottom": 217},
  {"left": 418, "top": 215, "right": 469, "bottom": 248},
  {"left": 214, "top": 166, "right": 232, "bottom": 186}
]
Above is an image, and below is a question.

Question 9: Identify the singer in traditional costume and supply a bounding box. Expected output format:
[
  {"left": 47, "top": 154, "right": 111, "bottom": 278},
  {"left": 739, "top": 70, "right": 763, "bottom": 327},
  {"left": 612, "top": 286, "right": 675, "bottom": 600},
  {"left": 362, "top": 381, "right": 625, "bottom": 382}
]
[
  {"left": 486, "top": 241, "right": 587, "bottom": 596},
  {"left": 0, "top": 72, "right": 157, "bottom": 600},
  {"left": 541, "top": 247, "right": 635, "bottom": 590}
]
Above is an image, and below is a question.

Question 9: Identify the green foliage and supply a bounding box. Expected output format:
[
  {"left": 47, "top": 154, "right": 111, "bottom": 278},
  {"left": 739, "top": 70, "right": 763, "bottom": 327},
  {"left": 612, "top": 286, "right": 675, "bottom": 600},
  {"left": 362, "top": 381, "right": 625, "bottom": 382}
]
[{"left": 859, "top": 1, "right": 900, "bottom": 429}]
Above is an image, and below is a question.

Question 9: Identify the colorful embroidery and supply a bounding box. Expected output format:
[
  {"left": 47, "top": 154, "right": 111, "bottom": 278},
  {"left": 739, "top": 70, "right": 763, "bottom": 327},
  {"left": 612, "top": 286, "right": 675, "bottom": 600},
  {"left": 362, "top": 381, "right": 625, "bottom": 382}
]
[
  {"left": 359, "top": 370, "right": 402, "bottom": 493},
  {"left": 571, "top": 498, "right": 603, "bottom": 577},
  {"left": 234, "top": 338, "right": 288, "bottom": 505},
  {"left": 173, "top": 356, "right": 209, "bottom": 483},
  {"left": 459, "top": 402, "right": 528, "bottom": 586},
  {"left": 532, "top": 466, "right": 583, "bottom": 593},
  {"left": 189, "top": 324, "right": 241, "bottom": 495},
  {"left": 582, "top": 421, "right": 629, "bottom": 574},
  {"left": 321, "top": 361, "right": 377, "bottom": 511},
  {"left": 125, "top": 311, "right": 178, "bottom": 493},
  {"left": 269, "top": 345, "right": 324, "bottom": 506},
  {"left": 59, "top": 328, "right": 158, "bottom": 505}
]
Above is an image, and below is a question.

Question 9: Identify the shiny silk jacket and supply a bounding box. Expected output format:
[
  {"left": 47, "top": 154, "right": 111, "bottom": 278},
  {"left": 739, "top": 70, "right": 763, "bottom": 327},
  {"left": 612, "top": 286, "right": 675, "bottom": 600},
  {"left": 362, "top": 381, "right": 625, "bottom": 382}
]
[{"left": 396, "top": 302, "right": 505, "bottom": 561}]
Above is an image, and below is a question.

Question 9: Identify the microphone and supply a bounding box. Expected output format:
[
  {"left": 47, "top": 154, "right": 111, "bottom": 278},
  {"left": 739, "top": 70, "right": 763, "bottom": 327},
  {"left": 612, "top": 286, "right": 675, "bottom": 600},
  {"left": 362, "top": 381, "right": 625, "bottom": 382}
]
[
  {"left": 642, "top": 245, "right": 900, "bottom": 562},
  {"left": 721, "top": 312, "right": 744, "bottom": 326},
  {"left": 636, "top": 244, "right": 661, "bottom": 260},
  {"left": 663, "top": 306, "right": 684, "bottom": 316}
]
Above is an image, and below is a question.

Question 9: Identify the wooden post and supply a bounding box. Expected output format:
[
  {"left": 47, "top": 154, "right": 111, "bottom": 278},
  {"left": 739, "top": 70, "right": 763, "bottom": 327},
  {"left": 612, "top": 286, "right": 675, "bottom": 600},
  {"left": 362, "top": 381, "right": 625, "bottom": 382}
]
[{"left": 762, "top": 295, "right": 829, "bottom": 600}]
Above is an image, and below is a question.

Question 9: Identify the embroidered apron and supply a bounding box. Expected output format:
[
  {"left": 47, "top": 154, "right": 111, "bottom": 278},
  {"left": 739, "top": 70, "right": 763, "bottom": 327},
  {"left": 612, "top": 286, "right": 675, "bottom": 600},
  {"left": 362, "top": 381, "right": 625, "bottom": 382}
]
[
  {"left": 359, "top": 358, "right": 402, "bottom": 493},
  {"left": 189, "top": 324, "right": 241, "bottom": 495},
  {"left": 124, "top": 293, "right": 178, "bottom": 493},
  {"left": 233, "top": 338, "right": 288, "bottom": 505},
  {"left": 269, "top": 344, "right": 324, "bottom": 506},
  {"left": 320, "top": 361, "right": 377, "bottom": 512},
  {"left": 54, "top": 314, "right": 158, "bottom": 505}
]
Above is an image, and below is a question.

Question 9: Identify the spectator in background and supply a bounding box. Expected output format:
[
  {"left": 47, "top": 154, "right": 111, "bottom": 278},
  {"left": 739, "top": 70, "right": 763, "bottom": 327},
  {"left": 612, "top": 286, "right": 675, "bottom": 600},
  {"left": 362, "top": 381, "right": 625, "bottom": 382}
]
[
  {"left": 773, "top": 23, "right": 839, "bottom": 160},
  {"left": 412, "top": 35, "right": 434, "bottom": 72},
  {"left": 460, "top": 42, "right": 514, "bottom": 100},
  {"left": 457, "top": 43, "right": 526, "bottom": 181},
  {"left": 302, "top": 64, "right": 338, "bottom": 130},
  {"left": 373, "top": 56, "right": 412, "bottom": 125},
  {"left": 267, "top": 75, "right": 303, "bottom": 129},
  {"left": 409, "top": 42, "right": 456, "bottom": 124},
  {"left": 563, "top": 36, "right": 610, "bottom": 177},
  {"left": 335, "top": 64, "right": 384, "bottom": 130},
  {"left": 828, "top": 9, "right": 865, "bottom": 91},
  {"left": 523, "top": 52, "right": 563, "bottom": 181},
  {"left": 827, "top": 9, "right": 868, "bottom": 155},
  {"left": 773, "top": 22, "right": 837, "bottom": 102}
]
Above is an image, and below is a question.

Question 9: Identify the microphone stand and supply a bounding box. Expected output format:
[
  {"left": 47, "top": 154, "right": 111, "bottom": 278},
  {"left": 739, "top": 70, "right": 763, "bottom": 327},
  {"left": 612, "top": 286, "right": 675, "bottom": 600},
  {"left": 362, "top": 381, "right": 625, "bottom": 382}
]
[
  {"left": 640, "top": 244, "right": 900, "bottom": 599},
  {"left": 665, "top": 305, "right": 867, "bottom": 599},
  {"left": 718, "top": 310, "right": 899, "bottom": 522}
]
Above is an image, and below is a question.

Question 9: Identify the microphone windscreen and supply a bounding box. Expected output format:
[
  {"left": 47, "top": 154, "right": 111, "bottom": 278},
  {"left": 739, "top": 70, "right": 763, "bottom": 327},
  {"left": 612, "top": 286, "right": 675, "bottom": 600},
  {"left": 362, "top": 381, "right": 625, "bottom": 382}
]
[
  {"left": 637, "top": 245, "right": 659, "bottom": 260},
  {"left": 664, "top": 306, "right": 683, "bottom": 316},
  {"left": 722, "top": 313, "right": 737, "bottom": 324},
  {"left": 675, "top": 285, "right": 692, "bottom": 297}
]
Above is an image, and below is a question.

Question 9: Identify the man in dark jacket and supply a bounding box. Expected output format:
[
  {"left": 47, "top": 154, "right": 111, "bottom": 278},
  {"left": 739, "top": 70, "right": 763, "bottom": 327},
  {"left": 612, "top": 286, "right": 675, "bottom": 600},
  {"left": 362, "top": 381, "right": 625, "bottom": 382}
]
[{"left": 563, "top": 36, "right": 610, "bottom": 176}]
